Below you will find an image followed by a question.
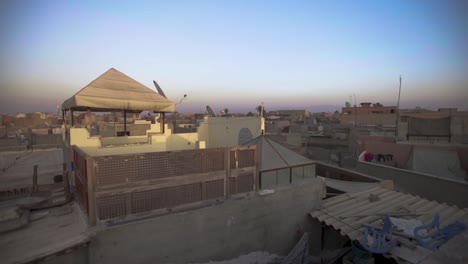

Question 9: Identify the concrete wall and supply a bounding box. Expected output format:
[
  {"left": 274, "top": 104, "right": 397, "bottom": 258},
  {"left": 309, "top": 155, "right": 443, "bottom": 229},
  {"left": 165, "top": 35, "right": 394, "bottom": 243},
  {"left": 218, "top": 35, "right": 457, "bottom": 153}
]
[
  {"left": 451, "top": 114, "right": 468, "bottom": 144},
  {"left": 361, "top": 142, "right": 468, "bottom": 171},
  {"left": 67, "top": 117, "right": 262, "bottom": 151},
  {"left": 89, "top": 178, "right": 325, "bottom": 264},
  {"left": 69, "top": 128, "right": 100, "bottom": 147},
  {"left": 198, "top": 116, "right": 264, "bottom": 148},
  {"left": 99, "top": 123, "right": 151, "bottom": 137},
  {"left": 0, "top": 138, "right": 19, "bottom": 147},
  {"left": 398, "top": 111, "right": 468, "bottom": 144},
  {"left": 316, "top": 162, "right": 380, "bottom": 183},
  {"left": 340, "top": 114, "right": 396, "bottom": 126},
  {"left": 165, "top": 132, "right": 200, "bottom": 151},
  {"left": 361, "top": 142, "right": 413, "bottom": 168},
  {"left": 354, "top": 161, "right": 468, "bottom": 208},
  {"left": 31, "top": 134, "right": 63, "bottom": 146}
]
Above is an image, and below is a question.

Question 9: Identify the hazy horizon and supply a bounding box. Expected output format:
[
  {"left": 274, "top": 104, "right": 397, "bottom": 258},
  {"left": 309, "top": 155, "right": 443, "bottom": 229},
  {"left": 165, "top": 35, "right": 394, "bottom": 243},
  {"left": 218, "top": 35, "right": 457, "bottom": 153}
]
[{"left": 1, "top": 0, "right": 467, "bottom": 114}]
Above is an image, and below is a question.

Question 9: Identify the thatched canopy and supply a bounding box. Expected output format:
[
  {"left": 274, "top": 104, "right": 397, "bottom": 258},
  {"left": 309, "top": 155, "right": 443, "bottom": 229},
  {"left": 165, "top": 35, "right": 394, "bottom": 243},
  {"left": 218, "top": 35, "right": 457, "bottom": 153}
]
[{"left": 62, "top": 68, "right": 175, "bottom": 112}]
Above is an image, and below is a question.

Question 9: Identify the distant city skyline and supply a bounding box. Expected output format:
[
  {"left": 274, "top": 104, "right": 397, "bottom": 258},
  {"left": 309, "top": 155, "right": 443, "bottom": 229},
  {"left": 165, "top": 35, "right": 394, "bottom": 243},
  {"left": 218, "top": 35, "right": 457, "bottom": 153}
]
[{"left": 1, "top": 0, "right": 467, "bottom": 114}]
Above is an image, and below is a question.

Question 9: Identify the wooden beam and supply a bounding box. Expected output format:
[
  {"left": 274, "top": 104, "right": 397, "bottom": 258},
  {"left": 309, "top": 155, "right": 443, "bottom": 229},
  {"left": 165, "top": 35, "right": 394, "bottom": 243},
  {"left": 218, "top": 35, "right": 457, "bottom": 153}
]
[
  {"left": 95, "top": 169, "right": 230, "bottom": 194},
  {"left": 32, "top": 165, "right": 38, "bottom": 193},
  {"left": 87, "top": 157, "right": 96, "bottom": 226},
  {"left": 123, "top": 110, "right": 127, "bottom": 136},
  {"left": 225, "top": 148, "right": 231, "bottom": 199}
]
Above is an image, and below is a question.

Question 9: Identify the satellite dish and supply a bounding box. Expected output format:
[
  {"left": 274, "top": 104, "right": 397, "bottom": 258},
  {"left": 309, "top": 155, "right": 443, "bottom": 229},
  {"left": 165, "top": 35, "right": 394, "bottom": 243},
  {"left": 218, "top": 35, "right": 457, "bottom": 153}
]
[
  {"left": 345, "top": 102, "right": 351, "bottom": 107},
  {"left": 206, "top": 105, "right": 217, "bottom": 117},
  {"left": 318, "top": 125, "right": 324, "bottom": 132},
  {"left": 153, "top": 80, "right": 167, "bottom": 98}
]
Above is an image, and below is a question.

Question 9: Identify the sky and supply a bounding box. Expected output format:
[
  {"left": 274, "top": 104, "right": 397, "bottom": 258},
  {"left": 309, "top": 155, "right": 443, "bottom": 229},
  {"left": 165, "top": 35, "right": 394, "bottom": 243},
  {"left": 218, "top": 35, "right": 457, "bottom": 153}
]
[{"left": 0, "top": 0, "right": 467, "bottom": 114}]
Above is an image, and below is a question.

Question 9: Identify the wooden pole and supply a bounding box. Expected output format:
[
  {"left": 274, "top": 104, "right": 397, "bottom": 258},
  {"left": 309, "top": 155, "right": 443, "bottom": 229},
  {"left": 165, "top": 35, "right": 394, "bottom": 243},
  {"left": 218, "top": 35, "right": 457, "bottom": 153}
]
[
  {"left": 354, "top": 94, "right": 357, "bottom": 127},
  {"left": 225, "top": 148, "right": 231, "bottom": 199},
  {"left": 123, "top": 110, "right": 127, "bottom": 136},
  {"left": 87, "top": 158, "right": 96, "bottom": 226},
  {"left": 32, "top": 165, "right": 38, "bottom": 192},
  {"left": 161, "top": 113, "right": 165, "bottom": 134}
]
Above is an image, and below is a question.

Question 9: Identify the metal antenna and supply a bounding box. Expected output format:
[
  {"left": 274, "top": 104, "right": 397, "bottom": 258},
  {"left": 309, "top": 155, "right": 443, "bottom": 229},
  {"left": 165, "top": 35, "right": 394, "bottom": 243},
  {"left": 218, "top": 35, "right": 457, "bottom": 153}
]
[
  {"left": 397, "top": 75, "right": 402, "bottom": 110},
  {"left": 354, "top": 94, "right": 357, "bottom": 127},
  {"left": 176, "top": 94, "right": 187, "bottom": 105},
  {"left": 396, "top": 75, "right": 402, "bottom": 138}
]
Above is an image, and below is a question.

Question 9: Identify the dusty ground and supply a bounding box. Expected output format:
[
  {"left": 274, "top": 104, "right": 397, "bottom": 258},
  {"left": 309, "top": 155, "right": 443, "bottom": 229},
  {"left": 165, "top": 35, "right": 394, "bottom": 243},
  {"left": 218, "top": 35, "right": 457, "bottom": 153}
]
[
  {"left": 0, "top": 202, "right": 89, "bottom": 264},
  {"left": 193, "top": 251, "right": 283, "bottom": 264}
]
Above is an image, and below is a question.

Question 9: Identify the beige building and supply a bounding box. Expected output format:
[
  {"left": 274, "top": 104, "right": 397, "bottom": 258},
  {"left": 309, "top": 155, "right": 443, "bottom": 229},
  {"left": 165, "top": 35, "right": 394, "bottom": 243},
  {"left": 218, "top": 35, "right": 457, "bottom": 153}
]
[
  {"left": 340, "top": 103, "right": 397, "bottom": 126},
  {"left": 61, "top": 68, "right": 265, "bottom": 153},
  {"left": 397, "top": 109, "right": 468, "bottom": 144},
  {"left": 341, "top": 102, "right": 396, "bottom": 115},
  {"left": 267, "top": 110, "right": 310, "bottom": 122}
]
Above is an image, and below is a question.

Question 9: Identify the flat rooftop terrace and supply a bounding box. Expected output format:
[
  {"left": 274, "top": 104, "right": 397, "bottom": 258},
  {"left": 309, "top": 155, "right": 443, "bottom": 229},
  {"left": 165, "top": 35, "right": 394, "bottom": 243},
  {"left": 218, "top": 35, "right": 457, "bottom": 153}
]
[
  {"left": 0, "top": 202, "right": 89, "bottom": 264},
  {"left": 0, "top": 148, "right": 63, "bottom": 189}
]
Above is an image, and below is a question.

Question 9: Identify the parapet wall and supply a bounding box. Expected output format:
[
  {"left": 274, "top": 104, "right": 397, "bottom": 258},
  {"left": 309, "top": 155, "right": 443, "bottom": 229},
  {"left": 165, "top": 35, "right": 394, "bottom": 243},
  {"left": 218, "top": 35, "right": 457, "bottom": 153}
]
[
  {"left": 361, "top": 142, "right": 468, "bottom": 171},
  {"left": 355, "top": 161, "right": 468, "bottom": 208},
  {"left": 89, "top": 178, "right": 325, "bottom": 264}
]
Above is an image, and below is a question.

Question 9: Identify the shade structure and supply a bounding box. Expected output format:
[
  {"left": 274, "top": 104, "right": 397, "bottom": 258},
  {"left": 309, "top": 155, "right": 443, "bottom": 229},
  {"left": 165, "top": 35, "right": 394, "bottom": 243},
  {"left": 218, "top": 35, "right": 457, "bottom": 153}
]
[
  {"left": 243, "top": 135, "right": 313, "bottom": 171},
  {"left": 62, "top": 68, "right": 175, "bottom": 112}
]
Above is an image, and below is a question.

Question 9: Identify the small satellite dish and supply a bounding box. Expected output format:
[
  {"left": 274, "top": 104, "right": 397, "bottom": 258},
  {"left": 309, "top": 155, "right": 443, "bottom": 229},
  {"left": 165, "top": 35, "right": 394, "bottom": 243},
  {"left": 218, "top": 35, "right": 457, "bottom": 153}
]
[
  {"left": 206, "top": 105, "right": 217, "bottom": 117},
  {"left": 318, "top": 125, "right": 324, "bottom": 132},
  {"left": 345, "top": 102, "right": 351, "bottom": 107},
  {"left": 153, "top": 80, "right": 167, "bottom": 98}
]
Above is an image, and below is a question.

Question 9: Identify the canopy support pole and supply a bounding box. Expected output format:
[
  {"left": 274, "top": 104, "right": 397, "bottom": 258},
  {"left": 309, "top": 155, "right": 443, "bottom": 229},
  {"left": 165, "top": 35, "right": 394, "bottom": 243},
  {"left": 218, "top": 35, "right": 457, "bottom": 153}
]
[
  {"left": 123, "top": 110, "right": 127, "bottom": 136},
  {"left": 161, "top": 113, "right": 165, "bottom": 134}
]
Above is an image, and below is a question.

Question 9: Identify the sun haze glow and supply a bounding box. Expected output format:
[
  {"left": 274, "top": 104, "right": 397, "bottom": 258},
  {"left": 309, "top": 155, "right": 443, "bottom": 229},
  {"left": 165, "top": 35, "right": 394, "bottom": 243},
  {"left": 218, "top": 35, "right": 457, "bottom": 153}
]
[{"left": 0, "top": 0, "right": 467, "bottom": 114}]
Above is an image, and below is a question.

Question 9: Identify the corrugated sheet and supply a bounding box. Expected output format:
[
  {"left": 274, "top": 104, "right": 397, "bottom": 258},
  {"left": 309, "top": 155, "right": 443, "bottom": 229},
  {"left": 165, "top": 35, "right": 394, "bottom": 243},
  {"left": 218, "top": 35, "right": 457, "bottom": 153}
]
[
  {"left": 311, "top": 186, "right": 468, "bottom": 242},
  {"left": 320, "top": 176, "right": 379, "bottom": 193}
]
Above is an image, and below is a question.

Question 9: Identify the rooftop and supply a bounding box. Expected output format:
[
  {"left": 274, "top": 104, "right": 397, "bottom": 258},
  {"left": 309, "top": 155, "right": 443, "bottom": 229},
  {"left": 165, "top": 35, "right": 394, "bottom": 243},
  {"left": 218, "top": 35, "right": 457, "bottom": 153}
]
[
  {"left": 310, "top": 186, "right": 468, "bottom": 263},
  {"left": 0, "top": 202, "right": 89, "bottom": 264},
  {"left": 0, "top": 148, "right": 63, "bottom": 189}
]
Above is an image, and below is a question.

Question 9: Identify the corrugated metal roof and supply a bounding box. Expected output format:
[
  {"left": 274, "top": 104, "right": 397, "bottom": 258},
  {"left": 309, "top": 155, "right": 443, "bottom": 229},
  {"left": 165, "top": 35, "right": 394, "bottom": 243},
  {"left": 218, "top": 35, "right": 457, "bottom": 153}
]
[
  {"left": 319, "top": 176, "right": 379, "bottom": 193},
  {"left": 310, "top": 186, "right": 468, "bottom": 263}
]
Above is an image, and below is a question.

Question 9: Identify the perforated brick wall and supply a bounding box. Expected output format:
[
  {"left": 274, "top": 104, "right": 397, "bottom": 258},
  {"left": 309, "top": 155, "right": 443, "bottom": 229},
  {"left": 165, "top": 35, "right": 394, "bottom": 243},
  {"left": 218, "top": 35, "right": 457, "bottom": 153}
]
[
  {"left": 85, "top": 146, "right": 257, "bottom": 223},
  {"left": 97, "top": 194, "right": 127, "bottom": 220},
  {"left": 95, "top": 148, "right": 226, "bottom": 186}
]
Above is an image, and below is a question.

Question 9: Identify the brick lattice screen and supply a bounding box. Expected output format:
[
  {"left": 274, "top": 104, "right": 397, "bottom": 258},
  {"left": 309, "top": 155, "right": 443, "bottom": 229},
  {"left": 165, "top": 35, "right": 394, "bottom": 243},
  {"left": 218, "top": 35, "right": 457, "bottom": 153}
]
[
  {"left": 87, "top": 147, "right": 256, "bottom": 222},
  {"left": 95, "top": 148, "right": 226, "bottom": 186}
]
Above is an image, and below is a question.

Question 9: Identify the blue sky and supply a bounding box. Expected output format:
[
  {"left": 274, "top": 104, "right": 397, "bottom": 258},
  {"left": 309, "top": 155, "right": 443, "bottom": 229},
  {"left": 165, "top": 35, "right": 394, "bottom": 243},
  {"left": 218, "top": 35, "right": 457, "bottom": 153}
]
[{"left": 1, "top": 0, "right": 467, "bottom": 114}]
